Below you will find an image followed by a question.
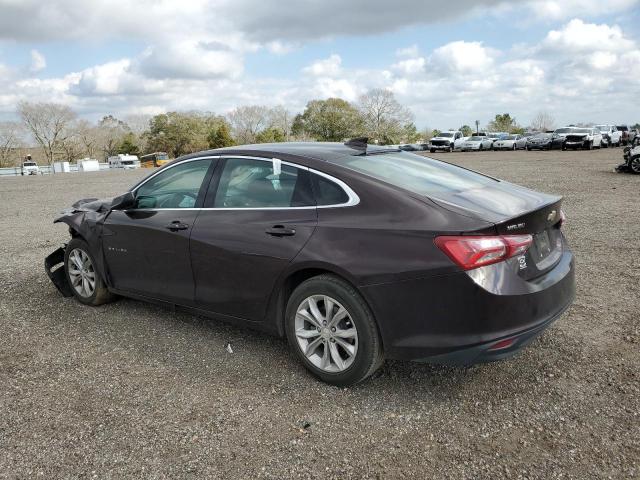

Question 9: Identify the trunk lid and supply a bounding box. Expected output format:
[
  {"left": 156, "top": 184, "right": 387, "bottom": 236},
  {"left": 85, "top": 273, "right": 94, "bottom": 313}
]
[{"left": 428, "top": 181, "right": 564, "bottom": 278}]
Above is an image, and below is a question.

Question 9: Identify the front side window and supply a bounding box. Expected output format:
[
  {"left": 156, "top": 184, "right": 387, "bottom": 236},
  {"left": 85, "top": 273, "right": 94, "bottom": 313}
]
[
  {"left": 214, "top": 158, "right": 314, "bottom": 208},
  {"left": 135, "top": 159, "right": 211, "bottom": 209}
]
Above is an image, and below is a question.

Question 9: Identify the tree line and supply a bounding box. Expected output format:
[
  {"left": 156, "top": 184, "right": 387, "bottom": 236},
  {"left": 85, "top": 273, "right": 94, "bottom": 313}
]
[{"left": 2, "top": 90, "right": 632, "bottom": 168}]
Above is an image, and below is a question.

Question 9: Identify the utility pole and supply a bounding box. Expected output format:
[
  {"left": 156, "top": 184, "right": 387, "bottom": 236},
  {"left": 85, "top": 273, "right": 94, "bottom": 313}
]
[{"left": 475, "top": 120, "right": 479, "bottom": 135}]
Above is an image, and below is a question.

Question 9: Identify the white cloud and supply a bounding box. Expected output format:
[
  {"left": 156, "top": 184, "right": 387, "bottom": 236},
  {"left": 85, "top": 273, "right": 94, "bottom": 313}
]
[
  {"left": 303, "top": 54, "right": 342, "bottom": 77},
  {"left": 431, "top": 41, "right": 496, "bottom": 73},
  {"left": 542, "top": 19, "right": 634, "bottom": 52},
  {"left": 29, "top": 50, "right": 46, "bottom": 72}
]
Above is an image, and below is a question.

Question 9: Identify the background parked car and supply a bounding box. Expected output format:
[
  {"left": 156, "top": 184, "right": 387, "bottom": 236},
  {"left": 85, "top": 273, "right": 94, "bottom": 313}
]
[
  {"left": 21, "top": 159, "right": 40, "bottom": 175},
  {"left": 453, "top": 136, "right": 470, "bottom": 151},
  {"left": 429, "top": 131, "right": 463, "bottom": 152},
  {"left": 399, "top": 144, "right": 419, "bottom": 151},
  {"left": 564, "top": 128, "right": 603, "bottom": 150},
  {"left": 616, "top": 125, "right": 630, "bottom": 145},
  {"left": 595, "top": 125, "right": 622, "bottom": 148},
  {"left": 515, "top": 133, "right": 534, "bottom": 150},
  {"left": 493, "top": 134, "right": 523, "bottom": 151},
  {"left": 526, "top": 132, "right": 565, "bottom": 151},
  {"left": 486, "top": 132, "right": 508, "bottom": 149},
  {"left": 460, "top": 136, "right": 494, "bottom": 151}
]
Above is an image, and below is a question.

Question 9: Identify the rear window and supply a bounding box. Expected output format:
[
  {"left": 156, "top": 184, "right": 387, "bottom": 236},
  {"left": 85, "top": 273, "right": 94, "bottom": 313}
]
[{"left": 328, "top": 152, "right": 496, "bottom": 196}]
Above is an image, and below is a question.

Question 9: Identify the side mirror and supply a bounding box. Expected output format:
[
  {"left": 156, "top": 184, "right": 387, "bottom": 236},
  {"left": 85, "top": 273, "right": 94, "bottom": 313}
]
[{"left": 111, "top": 191, "right": 136, "bottom": 210}]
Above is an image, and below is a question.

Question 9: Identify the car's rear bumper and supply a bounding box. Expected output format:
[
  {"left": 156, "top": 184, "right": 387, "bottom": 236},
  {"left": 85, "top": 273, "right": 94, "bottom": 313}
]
[{"left": 361, "top": 246, "right": 575, "bottom": 364}]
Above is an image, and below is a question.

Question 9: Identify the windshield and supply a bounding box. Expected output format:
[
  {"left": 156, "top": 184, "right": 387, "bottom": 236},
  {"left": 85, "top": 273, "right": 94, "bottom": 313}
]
[
  {"left": 595, "top": 125, "right": 608, "bottom": 131},
  {"left": 616, "top": 126, "right": 628, "bottom": 131},
  {"left": 468, "top": 136, "right": 484, "bottom": 141},
  {"left": 157, "top": 153, "right": 169, "bottom": 160},
  {"left": 437, "top": 132, "right": 453, "bottom": 137},
  {"left": 574, "top": 128, "right": 590, "bottom": 133},
  {"left": 506, "top": 135, "right": 518, "bottom": 140},
  {"left": 23, "top": 162, "right": 36, "bottom": 166},
  {"left": 122, "top": 160, "right": 134, "bottom": 165},
  {"left": 328, "top": 152, "right": 496, "bottom": 196},
  {"left": 534, "top": 133, "right": 551, "bottom": 139},
  {"left": 554, "top": 128, "right": 574, "bottom": 134}
]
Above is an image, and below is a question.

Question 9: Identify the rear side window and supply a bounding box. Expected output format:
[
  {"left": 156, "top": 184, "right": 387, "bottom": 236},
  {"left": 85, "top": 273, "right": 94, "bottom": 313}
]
[
  {"left": 213, "top": 158, "right": 314, "bottom": 208},
  {"left": 311, "top": 174, "right": 349, "bottom": 206},
  {"left": 329, "top": 152, "right": 496, "bottom": 196}
]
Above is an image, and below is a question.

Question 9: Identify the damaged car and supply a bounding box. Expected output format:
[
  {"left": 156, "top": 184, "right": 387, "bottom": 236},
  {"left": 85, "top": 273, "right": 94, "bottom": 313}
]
[{"left": 46, "top": 140, "right": 576, "bottom": 386}]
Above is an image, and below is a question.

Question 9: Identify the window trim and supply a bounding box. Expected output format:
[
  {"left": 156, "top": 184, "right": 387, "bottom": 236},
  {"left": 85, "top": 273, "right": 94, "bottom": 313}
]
[{"left": 128, "top": 154, "right": 359, "bottom": 211}]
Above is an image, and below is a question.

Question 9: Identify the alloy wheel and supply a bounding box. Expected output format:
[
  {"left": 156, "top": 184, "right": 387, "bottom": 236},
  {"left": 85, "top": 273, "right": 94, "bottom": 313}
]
[
  {"left": 294, "top": 295, "right": 358, "bottom": 373},
  {"left": 67, "top": 248, "right": 96, "bottom": 298},
  {"left": 631, "top": 157, "right": 640, "bottom": 174}
]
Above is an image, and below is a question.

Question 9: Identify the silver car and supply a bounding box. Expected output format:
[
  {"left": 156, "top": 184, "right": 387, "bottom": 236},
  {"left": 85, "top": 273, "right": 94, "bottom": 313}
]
[{"left": 460, "top": 136, "right": 494, "bottom": 151}]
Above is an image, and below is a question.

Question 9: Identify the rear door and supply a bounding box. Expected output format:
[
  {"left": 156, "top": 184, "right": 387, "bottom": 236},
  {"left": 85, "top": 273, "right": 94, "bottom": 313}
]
[
  {"left": 103, "top": 158, "right": 216, "bottom": 303},
  {"left": 190, "top": 157, "right": 317, "bottom": 321}
]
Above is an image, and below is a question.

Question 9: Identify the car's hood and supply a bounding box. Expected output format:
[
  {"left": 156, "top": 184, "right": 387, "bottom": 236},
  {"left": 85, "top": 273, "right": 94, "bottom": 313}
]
[
  {"left": 432, "top": 137, "right": 453, "bottom": 141},
  {"left": 68, "top": 197, "right": 114, "bottom": 213}
]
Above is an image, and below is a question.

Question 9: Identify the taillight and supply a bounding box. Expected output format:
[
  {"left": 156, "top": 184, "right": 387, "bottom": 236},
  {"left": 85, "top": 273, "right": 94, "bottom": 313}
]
[{"left": 434, "top": 234, "right": 533, "bottom": 270}]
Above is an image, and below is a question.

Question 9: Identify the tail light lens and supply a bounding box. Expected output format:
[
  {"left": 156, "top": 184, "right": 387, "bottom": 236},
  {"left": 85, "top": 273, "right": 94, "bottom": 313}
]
[{"left": 435, "top": 234, "right": 533, "bottom": 270}]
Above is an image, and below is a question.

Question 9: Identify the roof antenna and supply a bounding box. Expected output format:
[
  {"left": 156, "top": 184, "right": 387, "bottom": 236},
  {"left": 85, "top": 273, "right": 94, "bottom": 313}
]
[{"left": 344, "top": 137, "right": 368, "bottom": 154}]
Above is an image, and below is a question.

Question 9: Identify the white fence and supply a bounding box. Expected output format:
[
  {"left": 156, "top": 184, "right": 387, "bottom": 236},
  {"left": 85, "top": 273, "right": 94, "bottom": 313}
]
[{"left": 0, "top": 163, "right": 110, "bottom": 177}]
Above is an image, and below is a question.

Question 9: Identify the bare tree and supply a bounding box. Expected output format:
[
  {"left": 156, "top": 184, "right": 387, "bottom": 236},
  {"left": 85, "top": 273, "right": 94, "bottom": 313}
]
[
  {"left": 358, "top": 89, "right": 413, "bottom": 144},
  {"left": 227, "top": 105, "right": 270, "bottom": 144},
  {"left": 124, "top": 114, "right": 152, "bottom": 135},
  {"left": 58, "top": 124, "right": 84, "bottom": 162},
  {"left": 97, "top": 115, "right": 129, "bottom": 159},
  {"left": 75, "top": 120, "right": 101, "bottom": 159},
  {"left": 0, "top": 122, "right": 23, "bottom": 167},
  {"left": 17, "top": 101, "right": 76, "bottom": 168},
  {"left": 530, "top": 111, "right": 555, "bottom": 132},
  {"left": 268, "top": 106, "right": 293, "bottom": 141}
]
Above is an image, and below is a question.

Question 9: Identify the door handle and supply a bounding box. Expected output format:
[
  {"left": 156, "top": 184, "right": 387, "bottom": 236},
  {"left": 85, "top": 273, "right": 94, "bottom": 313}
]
[
  {"left": 165, "top": 220, "right": 189, "bottom": 231},
  {"left": 265, "top": 225, "right": 296, "bottom": 237}
]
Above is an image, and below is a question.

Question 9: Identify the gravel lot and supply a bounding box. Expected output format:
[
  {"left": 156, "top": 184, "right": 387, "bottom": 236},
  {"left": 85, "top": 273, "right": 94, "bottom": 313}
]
[{"left": 0, "top": 148, "right": 638, "bottom": 479}]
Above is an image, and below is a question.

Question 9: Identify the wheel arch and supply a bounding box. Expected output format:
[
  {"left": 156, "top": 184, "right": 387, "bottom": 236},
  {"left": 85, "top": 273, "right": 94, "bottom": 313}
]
[{"left": 269, "top": 263, "right": 380, "bottom": 342}]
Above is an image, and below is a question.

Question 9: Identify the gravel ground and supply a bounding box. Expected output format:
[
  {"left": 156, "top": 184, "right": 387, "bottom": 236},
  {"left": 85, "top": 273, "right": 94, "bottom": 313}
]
[{"left": 0, "top": 149, "right": 638, "bottom": 479}]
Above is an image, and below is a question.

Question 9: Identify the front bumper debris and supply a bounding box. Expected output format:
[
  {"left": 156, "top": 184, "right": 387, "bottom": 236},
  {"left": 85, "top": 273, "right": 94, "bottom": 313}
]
[{"left": 45, "top": 246, "right": 73, "bottom": 297}]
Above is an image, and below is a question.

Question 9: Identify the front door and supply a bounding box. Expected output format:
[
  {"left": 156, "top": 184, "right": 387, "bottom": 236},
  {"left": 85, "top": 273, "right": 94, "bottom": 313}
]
[
  {"left": 190, "top": 157, "right": 317, "bottom": 321},
  {"left": 103, "top": 158, "right": 216, "bottom": 303}
]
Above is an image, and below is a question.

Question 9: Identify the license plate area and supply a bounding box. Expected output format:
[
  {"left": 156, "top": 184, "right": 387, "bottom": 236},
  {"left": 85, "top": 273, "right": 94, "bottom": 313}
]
[{"left": 533, "top": 230, "right": 552, "bottom": 261}]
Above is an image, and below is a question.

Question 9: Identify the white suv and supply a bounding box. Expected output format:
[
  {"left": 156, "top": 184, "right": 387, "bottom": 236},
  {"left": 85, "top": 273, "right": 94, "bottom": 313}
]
[
  {"left": 429, "top": 131, "right": 463, "bottom": 152},
  {"left": 21, "top": 161, "right": 40, "bottom": 175},
  {"left": 595, "top": 125, "right": 622, "bottom": 148}
]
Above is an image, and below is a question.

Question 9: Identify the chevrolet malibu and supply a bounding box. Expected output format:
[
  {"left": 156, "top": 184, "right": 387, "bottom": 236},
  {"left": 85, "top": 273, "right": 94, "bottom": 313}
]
[{"left": 45, "top": 140, "right": 575, "bottom": 386}]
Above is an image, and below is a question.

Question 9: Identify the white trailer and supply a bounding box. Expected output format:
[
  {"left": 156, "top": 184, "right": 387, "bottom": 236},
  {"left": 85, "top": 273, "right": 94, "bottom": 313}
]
[{"left": 108, "top": 154, "right": 140, "bottom": 170}]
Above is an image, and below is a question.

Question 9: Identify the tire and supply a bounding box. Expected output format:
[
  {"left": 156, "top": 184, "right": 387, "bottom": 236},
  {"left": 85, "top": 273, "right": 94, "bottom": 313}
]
[
  {"left": 630, "top": 156, "right": 640, "bottom": 174},
  {"left": 430, "top": 148, "right": 435, "bottom": 153},
  {"left": 526, "top": 146, "right": 531, "bottom": 151},
  {"left": 479, "top": 145, "right": 483, "bottom": 151},
  {"left": 449, "top": 144, "right": 453, "bottom": 152},
  {"left": 64, "top": 237, "right": 116, "bottom": 306},
  {"left": 285, "top": 274, "right": 383, "bottom": 386}
]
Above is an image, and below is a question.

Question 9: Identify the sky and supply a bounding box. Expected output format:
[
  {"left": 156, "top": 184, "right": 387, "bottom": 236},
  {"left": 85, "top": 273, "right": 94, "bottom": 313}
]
[{"left": 0, "top": 0, "right": 639, "bottom": 130}]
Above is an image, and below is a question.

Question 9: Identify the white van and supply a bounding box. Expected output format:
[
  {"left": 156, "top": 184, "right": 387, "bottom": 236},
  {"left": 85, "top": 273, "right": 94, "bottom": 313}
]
[{"left": 108, "top": 154, "right": 140, "bottom": 170}]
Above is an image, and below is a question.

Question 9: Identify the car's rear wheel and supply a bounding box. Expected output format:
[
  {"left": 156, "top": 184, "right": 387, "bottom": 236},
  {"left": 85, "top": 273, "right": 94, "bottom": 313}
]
[
  {"left": 65, "top": 238, "right": 115, "bottom": 306},
  {"left": 630, "top": 156, "right": 640, "bottom": 174},
  {"left": 285, "top": 275, "right": 383, "bottom": 386}
]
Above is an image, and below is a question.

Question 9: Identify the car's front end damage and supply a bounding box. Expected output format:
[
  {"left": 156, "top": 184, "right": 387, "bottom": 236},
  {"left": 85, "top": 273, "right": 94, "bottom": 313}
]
[{"left": 44, "top": 198, "right": 113, "bottom": 297}]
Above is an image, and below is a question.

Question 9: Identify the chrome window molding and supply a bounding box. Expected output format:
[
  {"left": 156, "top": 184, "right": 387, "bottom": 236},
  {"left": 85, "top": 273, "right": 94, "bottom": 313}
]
[{"left": 126, "top": 154, "right": 360, "bottom": 211}]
